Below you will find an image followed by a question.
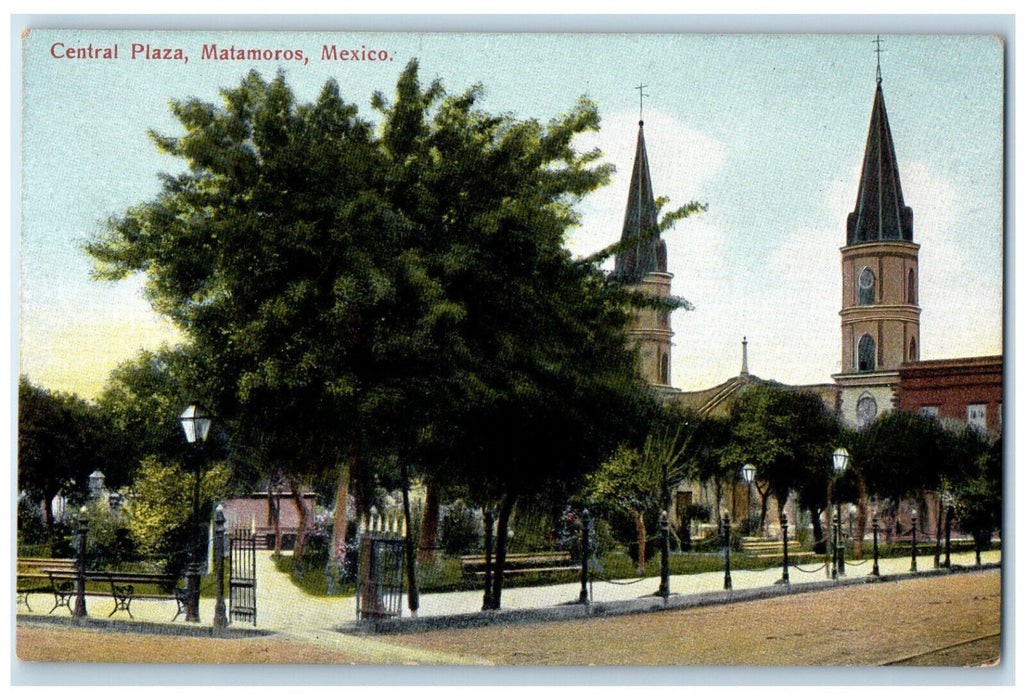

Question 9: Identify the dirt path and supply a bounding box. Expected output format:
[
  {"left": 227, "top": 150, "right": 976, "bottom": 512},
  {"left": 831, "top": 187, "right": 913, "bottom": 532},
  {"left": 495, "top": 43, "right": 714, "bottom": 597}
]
[
  {"left": 394, "top": 569, "right": 1003, "bottom": 666},
  {"left": 17, "top": 569, "right": 1002, "bottom": 667}
]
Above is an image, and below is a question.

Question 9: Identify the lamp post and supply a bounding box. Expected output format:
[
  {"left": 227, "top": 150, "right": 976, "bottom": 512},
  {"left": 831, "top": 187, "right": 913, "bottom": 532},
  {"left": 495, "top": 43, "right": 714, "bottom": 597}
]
[
  {"left": 740, "top": 464, "right": 755, "bottom": 534},
  {"left": 180, "top": 404, "right": 212, "bottom": 623},
  {"left": 656, "top": 510, "right": 670, "bottom": 600},
  {"left": 942, "top": 491, "right": 954, "bottom": 569},
  {"left": 73, "top": 506, "right": 88, "bottom": 619},
  {"left": 910, "top": 507, "right": 918, "bottom": 573},
  {"left": 831, "top": 448, "right": 850, "bottom": 580},
  {"left": 579, "top": 509, "right": 590, "bottom": 605},
  {"left": 722, "top": 511, "right": 732, "bottom": 590}
]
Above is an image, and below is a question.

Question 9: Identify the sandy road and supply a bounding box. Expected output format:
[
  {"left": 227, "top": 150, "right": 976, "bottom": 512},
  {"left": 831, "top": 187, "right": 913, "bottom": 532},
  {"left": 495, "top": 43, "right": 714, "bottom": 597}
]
[
  {"left": 393, "top": 569, "right": 1003, "bottom": 666},
  {"left": 16, "top": 568, "right": 1001, "bottom": 668}
]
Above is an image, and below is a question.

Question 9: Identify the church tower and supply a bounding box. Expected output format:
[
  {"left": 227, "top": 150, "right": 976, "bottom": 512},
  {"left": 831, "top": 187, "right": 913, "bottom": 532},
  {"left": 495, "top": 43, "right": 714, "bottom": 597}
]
[
  {"left": 614, "top": 119, "right": 675, "bottom": 394},
  {"left": 833, "top": 61, "right": 921, "bottom": 428}
]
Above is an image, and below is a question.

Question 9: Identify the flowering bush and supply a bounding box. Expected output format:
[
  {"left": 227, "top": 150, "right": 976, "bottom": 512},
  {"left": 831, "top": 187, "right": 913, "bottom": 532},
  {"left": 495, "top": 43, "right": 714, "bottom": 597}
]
[{"left": 557, "top": 505, "right": 596, "bottom": 561}]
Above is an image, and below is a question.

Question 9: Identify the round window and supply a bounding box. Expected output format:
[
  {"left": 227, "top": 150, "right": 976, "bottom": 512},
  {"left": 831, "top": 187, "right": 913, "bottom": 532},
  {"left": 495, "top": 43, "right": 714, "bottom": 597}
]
[{"left": 856, "top": 394, "right": 878, "bottom": 427}]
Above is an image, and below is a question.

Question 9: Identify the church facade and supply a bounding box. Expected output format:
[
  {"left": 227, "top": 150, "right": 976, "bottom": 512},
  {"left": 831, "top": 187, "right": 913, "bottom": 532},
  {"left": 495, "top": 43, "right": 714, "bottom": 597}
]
[
  {"left": 613, "top": 118, "right": 680, "bottom": 401},
  {"left": 616, "top": 64, "right": 1002, "bottom": 533},
  {"left": 832, "top": 72, "right": 922, "bottom": 430}
]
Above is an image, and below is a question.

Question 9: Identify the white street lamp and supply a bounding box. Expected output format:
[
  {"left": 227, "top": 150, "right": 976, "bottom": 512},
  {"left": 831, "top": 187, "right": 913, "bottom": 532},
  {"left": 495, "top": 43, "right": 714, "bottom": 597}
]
[
  {"left": 832, "top": 447, "right": 850, "bottom": 475},
  {"left": 179, "top": 404, "right": 212, "bottom": 623},
  {"left": 740, "top": 464, "right": 756, "bottom": 533},
  {"left": 179, "top": 405, "right": 212, "bottom": 444},
  {"left": 830, "top": 447, "right": 851, "bottom": 579}
]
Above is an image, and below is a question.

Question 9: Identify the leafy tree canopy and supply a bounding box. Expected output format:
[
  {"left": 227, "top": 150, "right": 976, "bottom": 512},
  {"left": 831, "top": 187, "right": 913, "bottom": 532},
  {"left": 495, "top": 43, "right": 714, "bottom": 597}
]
[
  {"left": 723, "top": 384, "right": 840, "bottom": 513},
  {"left": 18, "top": 377, "right": 113, "bottom": 536}
]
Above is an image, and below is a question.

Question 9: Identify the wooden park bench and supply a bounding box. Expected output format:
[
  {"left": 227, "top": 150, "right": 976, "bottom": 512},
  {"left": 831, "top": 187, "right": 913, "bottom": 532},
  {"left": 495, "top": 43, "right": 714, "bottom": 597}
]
[
  {"left": 41, "top": 568, "right": 188, "bottom": 620},
  {"left": 460, "top": 551, "right": 578, "bottom": 580},
  {"left": 16, "top": 558, "right": 75, "bottom": 612}
]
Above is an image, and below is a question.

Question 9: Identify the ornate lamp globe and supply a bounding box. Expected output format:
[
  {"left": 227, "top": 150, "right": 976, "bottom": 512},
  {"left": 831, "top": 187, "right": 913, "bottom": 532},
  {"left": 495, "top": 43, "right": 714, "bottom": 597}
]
[
  {"left": 832, "top": 447, "right": 850, "bottom": 475},
  {"left": 741, "top": 464, "right": 756, "bottom": 484},
  {"left": 180, "top": 404, "right": 212, "bottom": 444}
]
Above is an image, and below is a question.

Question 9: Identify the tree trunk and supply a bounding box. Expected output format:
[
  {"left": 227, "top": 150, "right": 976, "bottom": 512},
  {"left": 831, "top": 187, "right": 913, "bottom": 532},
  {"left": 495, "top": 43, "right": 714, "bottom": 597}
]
[
  {"left": 811, "top": 508, "right": 826, "bottom": 554},
  {"left": 400, "top": 461, "right": 419, "bottom": 615},
  {"left": 756, "top": 483, "right": 770, "bottom": 533},
  {"left": 417, "top": 479, "right": 441, "bottom": 566},
  {"left": 42, "top": 488, "right": 57, "bottom": 543},
  {"left": 267, "top": 484, "right": 281, "bottom": 556},
  {"left": 633, "top": 509, "right": 647, "bottom": 574},
  {"left": 713, "top": 477, "right": 722, "bottom": 522},
  {"left": 289, "top": 477, "right": 309, "bottom": 560},
  {"left": 330, "top": 456, "right": 353, "bottom": 567},
  {"left": 489, "top": 495, "right": 515, "bottom": 610},
  {"left": 275, "top": 480, "right": 284, "bottom": 556},
  {"left": 854, "top": 475, "right": 868, "bottom": 558}
]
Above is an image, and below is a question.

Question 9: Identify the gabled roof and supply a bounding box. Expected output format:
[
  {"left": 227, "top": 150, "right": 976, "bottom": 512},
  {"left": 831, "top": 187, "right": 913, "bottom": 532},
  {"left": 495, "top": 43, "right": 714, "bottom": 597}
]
[
  {"left": 846, "top": 80, "right": 914, "bottom": 245},
  {"left": 614, "top": 120, "right": 667, "bottom": 282}
]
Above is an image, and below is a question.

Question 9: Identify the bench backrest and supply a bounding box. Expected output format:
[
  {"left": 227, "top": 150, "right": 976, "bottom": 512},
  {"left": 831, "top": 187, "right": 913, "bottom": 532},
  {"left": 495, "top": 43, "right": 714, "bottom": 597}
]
[{"left": 17, "top": 558, "right": 76, "bottom": 574}]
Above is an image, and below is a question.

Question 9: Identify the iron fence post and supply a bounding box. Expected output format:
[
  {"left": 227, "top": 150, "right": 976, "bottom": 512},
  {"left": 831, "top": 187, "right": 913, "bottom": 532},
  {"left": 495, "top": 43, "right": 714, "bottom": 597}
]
[
  {"left": 722, "top": 513, "right": 732, "bottom": 591},
  {"left": 871, "top": 514, "right": 880, "bottom": 577},
  {"left": 944, "top": 503, "right": 953, "bottom": 569},
  {"left": 213, "top": 504, "right": 228, "bottom": 631},
  {"left": 911, "top": 513, "right": 918, "bottom": 572},
  {"left": 657, "top": 510, "right": 670, "bottom": 599},
  {"left": 780, "top": 512, "right": 790, "bottom": 585},
  {"left": 836, "top": 506, "right": 846, "bottom": 577},
  {"left": 579, "top": 509, "right": 590, "bottom": 604}
]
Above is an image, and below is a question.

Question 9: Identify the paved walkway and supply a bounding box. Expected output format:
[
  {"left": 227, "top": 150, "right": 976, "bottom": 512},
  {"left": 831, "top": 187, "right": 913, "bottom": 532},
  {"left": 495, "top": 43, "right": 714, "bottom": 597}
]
[{"left": 18, "top": 548, "right": 1001, "bottom": 636}]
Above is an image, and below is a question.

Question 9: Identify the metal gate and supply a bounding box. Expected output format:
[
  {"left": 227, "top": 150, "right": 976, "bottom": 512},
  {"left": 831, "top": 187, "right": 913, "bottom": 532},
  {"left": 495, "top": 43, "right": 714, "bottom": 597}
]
[
  {"left": 356, "top": 535, "right": 405, "bottom": 619},
  {"left": 229, "top": 529, "right": 257, "bottom": 626}
]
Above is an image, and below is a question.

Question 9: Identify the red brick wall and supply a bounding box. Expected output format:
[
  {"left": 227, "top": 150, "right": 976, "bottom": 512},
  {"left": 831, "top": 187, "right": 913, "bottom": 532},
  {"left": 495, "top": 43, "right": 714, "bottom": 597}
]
[
  {"left": 221, "top": 493, "right": 318, "bottom": 531},
  {"left": 899, "top": 356, "right": 1003, "bottom": 434}
]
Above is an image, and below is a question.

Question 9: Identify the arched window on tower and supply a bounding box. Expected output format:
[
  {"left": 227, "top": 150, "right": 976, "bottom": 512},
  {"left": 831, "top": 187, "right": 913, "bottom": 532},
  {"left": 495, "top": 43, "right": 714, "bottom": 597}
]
[
  {"left": 858, "top": 267, "right": 876, "bottom": 306},
  {"left": 907, "top": 269, "right": 917, "bottom": 304},
  {"left": 909, "top": 337, "right": 917, "bottom": 363},
  {"left": 858, "top": 334, "right": 876, "bottom": 371},
  {"left": 660, "top": 352, "right": 669, "bottom": 385}
]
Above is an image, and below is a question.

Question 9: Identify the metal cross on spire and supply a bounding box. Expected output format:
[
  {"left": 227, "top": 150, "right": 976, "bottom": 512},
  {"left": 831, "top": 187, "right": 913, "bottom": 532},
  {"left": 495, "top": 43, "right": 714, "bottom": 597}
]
[
  {"left": 872, "top": 35, "right": 885, "bottom": 84},
  {"left": 635, "top": 83, "right": 649, "bottom": 123}
]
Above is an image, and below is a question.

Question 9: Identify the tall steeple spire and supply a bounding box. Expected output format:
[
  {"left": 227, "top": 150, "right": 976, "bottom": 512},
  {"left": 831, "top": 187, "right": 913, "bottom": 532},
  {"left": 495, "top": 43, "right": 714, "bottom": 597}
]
[
  {"left": 613, "top": 119, "right": 667, "bottom": 282},
  {"left": 846, "top": 68, "right": 914, "bottom": 245}
]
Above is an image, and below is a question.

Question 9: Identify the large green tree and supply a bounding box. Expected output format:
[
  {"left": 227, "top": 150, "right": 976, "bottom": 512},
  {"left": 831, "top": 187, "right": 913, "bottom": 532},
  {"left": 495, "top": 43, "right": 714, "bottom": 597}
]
[
  {"left": 86, "top": 63, "right": 697, "bottom": 612},
  {"left": 97, "top": 346, "right": 202, "bottom": 467},
  {"left": 85, "top": 71, "right": 430, "bottom": 558},
  {"left": 18, "top": 378, "right": 111, "bottom": 539},
  {"left": 724, "top": 384, "right": 840, "bottom": 536},
  {"left": 369, "top": 63, "right": 702, "bottom": 608},
  {"left": 587, "top": 426, "right": 690, "bottom": 571},
  {"left": 858, "top": 411, "right": 950, "bottom": 508}
]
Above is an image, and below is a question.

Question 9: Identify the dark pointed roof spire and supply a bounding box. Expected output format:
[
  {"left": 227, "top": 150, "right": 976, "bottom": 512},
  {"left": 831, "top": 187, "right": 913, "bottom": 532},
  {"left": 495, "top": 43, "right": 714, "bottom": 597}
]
[
  {"left": 846, "top": 67, "right": 914, "bottom": 245},
  {"left": 614, "top": 118, "right": 667, "bottom": 282}
]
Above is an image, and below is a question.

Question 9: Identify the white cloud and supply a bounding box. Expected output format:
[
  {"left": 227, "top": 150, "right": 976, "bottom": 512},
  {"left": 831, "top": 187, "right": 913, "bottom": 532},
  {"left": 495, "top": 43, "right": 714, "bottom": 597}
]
[{"left": 569, "top": 108, "right": 726, "bottom": 260}]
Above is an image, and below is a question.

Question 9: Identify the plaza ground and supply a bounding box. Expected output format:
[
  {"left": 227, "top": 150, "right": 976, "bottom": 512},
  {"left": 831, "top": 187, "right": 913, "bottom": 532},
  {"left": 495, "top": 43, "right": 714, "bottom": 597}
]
[{"left": 16, "top": 561, "right": 1002, "bottom": 667}]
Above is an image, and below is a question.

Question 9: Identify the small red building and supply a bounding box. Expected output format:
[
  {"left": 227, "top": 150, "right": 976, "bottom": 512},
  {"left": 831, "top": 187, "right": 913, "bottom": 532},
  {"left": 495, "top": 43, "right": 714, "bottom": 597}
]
[
  {"left": 220, "top": 491, "right": 318, "bottom": 550},
  {"left": 898, "top": 355, "right": 1003, "bottom": 436}
]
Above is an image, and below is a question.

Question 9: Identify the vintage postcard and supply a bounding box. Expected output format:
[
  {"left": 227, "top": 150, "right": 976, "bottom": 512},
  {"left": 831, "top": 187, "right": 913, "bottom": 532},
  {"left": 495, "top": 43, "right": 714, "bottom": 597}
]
[{"left": 14, "top": 24, "right": 1006, "bottom": 680}]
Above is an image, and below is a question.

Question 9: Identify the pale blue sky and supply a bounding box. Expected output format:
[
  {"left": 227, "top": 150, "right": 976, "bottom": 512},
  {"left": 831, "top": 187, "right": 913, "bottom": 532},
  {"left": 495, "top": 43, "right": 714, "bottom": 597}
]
[{"left": 18, "top": 30, "right": 1004, "bottom": 397}]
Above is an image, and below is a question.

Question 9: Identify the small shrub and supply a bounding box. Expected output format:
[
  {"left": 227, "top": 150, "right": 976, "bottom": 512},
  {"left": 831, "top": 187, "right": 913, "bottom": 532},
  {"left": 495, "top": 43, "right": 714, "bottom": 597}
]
[
  {"left": 17, "top": 497, "right": 48, "bottom": 548},
  {"left": 439, "top": 501, "right": 481, "bottom": 556}
]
